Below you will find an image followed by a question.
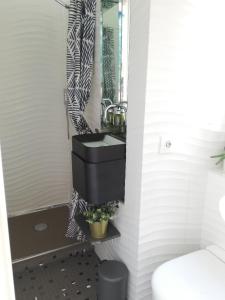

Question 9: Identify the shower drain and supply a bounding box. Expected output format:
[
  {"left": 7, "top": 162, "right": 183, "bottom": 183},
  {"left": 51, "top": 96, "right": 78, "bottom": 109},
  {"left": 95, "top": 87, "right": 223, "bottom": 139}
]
[
  {"left": 13, "top": 249, "right": 99, "bottom": 300},
  {"left": 34, "top": 223, "right": 48, "bottom": 232}
]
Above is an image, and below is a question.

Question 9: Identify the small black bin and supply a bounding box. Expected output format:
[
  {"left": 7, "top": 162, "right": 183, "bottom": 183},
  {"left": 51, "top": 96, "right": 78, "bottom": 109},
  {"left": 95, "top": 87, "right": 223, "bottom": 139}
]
[
  {"left": 97, "top": 260, "right": 128, "bottom": 300},
  {"left": 72, "top": 133, "right": 126, "bottom": 205}
]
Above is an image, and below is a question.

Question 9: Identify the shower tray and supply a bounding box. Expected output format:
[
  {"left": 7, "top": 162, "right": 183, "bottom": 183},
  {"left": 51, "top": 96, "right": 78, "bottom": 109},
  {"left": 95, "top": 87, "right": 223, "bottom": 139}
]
[
  {"left": 9, "top": 205, "right": 100, "bottom": 299},
  {"left": 8, "top": 205, "right": 82, "bottom": 262}
]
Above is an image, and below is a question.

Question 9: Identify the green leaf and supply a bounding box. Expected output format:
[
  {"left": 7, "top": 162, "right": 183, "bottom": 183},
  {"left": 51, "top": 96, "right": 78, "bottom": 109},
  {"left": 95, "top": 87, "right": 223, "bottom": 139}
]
[{"left": 211, "top": 154, "right": 225, "bottom": 158}]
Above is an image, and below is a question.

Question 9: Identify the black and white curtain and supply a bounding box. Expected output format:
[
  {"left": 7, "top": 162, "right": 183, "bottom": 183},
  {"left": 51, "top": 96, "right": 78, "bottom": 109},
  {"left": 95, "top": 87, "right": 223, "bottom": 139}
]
[{"left": 66, "top": 0, "right": 96, "bottom": 239}]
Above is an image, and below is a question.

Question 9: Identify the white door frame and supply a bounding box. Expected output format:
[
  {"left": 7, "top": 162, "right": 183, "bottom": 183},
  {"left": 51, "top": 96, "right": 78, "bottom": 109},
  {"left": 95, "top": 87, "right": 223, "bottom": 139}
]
[{"left": 0, "top": 146, "right": 15, "bottom": 299}]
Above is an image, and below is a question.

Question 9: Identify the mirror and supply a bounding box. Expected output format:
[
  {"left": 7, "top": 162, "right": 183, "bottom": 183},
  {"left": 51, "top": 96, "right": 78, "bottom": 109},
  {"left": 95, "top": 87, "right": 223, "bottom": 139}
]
[
  {"left": 101, "top": 0, "right": 122, "bottom": 104},
  {"left": 100, "top": 0, "right": 128, "bottom": 133}
]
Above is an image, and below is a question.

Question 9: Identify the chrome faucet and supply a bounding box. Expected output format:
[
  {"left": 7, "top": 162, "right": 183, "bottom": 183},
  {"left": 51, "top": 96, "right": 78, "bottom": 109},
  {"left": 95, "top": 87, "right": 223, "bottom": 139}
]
[
  {"left": 103, "top": 102, "right": 128, "bottom": 127},
  {"left": 104, "top": 104, "right": 117, "bottom": 125}
]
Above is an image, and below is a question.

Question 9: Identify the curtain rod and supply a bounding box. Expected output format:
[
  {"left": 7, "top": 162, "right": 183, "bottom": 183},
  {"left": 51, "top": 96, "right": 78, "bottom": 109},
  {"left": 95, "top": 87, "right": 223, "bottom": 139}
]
[{"left": 54, "top": 0, "right": 70, "bottom": 9}]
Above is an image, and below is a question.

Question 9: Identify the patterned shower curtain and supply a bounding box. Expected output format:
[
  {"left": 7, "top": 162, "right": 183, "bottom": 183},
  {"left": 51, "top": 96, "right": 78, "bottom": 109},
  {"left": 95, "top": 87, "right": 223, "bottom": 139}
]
[{"left": 66, "top": 0, "right": 96, "bottom": 239}]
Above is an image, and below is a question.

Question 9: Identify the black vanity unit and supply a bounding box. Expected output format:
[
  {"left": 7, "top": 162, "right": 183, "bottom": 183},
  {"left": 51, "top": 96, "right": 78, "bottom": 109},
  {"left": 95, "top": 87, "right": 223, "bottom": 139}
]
[{"left": 72, "top": 133, "right": 126, "bottom": 205}]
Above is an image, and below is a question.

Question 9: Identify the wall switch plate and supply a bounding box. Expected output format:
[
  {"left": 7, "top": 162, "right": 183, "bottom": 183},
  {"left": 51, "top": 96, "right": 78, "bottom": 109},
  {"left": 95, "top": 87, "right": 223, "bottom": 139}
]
[{"left": 159, "top": 136, "right": 174, "bottom": 154}]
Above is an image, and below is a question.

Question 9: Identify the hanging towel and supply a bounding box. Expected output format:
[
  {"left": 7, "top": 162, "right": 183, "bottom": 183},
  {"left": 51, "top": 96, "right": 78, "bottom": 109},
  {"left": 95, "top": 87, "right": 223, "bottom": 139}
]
[
  {"left": 66, "top": 0, "right": 97, "bottom": 239},
  {"left": 66, "top": 0, "right": 96, "bottom": 134}
]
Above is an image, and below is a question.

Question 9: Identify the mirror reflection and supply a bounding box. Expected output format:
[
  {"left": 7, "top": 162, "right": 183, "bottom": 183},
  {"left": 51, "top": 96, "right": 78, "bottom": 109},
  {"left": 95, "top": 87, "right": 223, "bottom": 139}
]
[
  {"left": 101, "top": 0, "right": 121, "bottom": 104},
  {"left": 100, "top": 0, "right": 128, "bottom": 133}
]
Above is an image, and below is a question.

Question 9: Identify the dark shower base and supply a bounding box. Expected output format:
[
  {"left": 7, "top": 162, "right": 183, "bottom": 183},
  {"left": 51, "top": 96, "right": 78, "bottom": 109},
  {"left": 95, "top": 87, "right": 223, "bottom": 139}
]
[
  {"left": 8, "top": 205, "right": 82, "bottom": 261},
  {"left": 9, "top": 205, "right": 99, "bottom": 299},
  {"left": 13, "top": 247, "right": 99, "bottom": 300}
]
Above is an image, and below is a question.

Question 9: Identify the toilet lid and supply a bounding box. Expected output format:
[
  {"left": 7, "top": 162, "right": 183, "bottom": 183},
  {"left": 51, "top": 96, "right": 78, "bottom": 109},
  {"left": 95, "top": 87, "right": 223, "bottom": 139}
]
[{"left": 152, "top": 246, "right": 225, "bottom": 300}]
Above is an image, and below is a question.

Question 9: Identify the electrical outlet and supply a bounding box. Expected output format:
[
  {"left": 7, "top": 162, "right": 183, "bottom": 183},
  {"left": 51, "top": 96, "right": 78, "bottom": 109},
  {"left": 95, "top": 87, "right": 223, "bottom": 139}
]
[{"left": 159, "top": 136, "right": 173, "bottom": 154}]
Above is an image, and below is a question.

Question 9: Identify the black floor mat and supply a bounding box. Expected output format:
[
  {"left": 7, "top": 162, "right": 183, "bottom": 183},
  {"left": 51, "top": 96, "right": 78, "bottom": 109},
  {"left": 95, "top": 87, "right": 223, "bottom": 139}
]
[{"left": 13, "top": 249, "right": 99, "bottom": 300}]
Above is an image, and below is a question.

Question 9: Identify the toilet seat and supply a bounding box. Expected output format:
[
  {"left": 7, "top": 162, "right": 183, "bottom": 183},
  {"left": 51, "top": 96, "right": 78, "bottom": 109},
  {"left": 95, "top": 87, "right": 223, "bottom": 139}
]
[{"left": 152, "top": 245, "right": 225, "bottom": 300}]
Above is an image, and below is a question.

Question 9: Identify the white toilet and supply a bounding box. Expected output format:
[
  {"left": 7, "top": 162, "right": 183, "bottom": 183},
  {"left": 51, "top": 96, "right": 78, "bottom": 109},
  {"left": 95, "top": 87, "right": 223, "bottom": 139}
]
[
  {"left": 152, "top": 245, "right": 225, "bottom": 300},
  {"left": 152, "top": 170, "right": 225, "bottom": 300}
]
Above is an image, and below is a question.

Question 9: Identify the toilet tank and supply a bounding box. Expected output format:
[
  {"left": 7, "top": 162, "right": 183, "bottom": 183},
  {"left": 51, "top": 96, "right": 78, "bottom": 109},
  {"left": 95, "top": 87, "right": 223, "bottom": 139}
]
[{"left": 201, "top": 169, "right": 225, "bottom": 250}]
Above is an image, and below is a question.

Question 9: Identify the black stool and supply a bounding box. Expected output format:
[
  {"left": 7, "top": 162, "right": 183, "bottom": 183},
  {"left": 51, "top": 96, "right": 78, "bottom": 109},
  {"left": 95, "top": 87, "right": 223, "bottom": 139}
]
[{"left": 97, "top": 260, "right": 128, "bottom": 300}]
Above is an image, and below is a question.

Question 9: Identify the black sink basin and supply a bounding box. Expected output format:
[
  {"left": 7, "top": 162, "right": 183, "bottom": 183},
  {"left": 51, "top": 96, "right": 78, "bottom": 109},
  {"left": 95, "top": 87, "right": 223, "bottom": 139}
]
[
  {"left": 72, "top": 133, "right": 126, "bottom": 163},
  {"left": 72, "top": 133, "right": 126, "bottom": 205}
]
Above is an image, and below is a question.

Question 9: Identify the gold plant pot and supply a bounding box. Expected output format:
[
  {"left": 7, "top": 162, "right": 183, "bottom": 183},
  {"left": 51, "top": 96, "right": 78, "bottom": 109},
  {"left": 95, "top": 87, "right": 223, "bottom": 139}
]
[{"left": 89, "top": 220, "right": 108, "bottom": 239}]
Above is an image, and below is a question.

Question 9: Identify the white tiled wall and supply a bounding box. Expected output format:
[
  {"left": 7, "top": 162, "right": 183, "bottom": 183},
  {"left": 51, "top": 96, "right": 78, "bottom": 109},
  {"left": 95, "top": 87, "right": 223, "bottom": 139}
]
[{"left": 139, "top": 0, "right": 225, "bottom": 297}]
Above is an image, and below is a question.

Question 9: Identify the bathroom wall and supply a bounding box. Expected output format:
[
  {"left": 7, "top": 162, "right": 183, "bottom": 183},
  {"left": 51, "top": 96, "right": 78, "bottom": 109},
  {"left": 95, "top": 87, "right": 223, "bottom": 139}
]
[
  {"left": 139, "top": 0, "right": 225, "bottom": 298},
  {"left": 0, "top": 0, "right": 71, "bottom": 215},
  {"left": 0, "top": 0, "right": 101, "bottom": 215},
  {"left": 96, "top": 0, "right": 225, "bottom": 299}
]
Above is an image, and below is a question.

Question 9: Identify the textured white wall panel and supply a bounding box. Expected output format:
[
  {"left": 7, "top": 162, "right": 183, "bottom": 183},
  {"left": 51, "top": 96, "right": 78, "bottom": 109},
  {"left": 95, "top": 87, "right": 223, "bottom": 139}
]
[
  {"left": 140, "top": 0, "right": 225, "bottom": 298},
  {"left": 0, "top": 0, "right": 71, "bottom": 214}
]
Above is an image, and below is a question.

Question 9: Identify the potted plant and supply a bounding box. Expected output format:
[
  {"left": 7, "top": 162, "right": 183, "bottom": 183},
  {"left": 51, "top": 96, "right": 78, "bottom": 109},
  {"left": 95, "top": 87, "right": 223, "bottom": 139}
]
[
  {"left": 211, "top": 151, "right": 225, "bottom": 171},
  {"left": 83, "top": 201, "right": 119, "bottom": 239}
]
